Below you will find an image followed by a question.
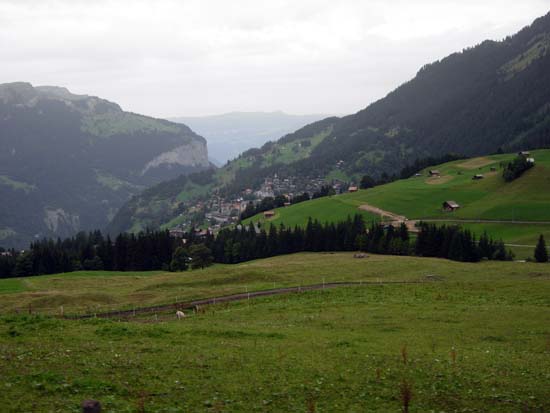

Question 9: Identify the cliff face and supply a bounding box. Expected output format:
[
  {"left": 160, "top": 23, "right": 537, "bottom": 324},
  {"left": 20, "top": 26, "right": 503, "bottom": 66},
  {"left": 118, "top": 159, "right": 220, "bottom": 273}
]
[{"left": 0, "top": 82, "right": 210, "bottom": 248}]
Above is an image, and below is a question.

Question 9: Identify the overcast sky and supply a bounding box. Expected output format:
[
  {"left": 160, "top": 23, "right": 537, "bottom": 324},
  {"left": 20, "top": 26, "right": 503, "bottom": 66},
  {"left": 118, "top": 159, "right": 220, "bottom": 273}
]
[{"left": 1, "top": 0, "right": 549, "bottom": 117}]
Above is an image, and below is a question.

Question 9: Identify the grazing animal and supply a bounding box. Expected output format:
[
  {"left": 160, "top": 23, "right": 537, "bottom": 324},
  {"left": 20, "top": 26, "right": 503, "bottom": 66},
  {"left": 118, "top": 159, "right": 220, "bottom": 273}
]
[{"left": 176, "top": 310, "right": 186, "bottom": 320}]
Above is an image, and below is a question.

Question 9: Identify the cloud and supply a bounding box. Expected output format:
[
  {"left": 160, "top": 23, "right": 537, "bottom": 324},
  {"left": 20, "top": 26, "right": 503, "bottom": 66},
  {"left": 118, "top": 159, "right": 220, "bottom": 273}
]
[{"left": 0, "top": 0, "right": 548, "bottom": 116}]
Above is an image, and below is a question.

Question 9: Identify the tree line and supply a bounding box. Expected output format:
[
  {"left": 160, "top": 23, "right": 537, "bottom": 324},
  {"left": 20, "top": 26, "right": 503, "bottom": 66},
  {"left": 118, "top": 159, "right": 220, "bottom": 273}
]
[
  {"left": 502, "top": 155, "right": 534, "bottom": 182},
  {"left": 0, "top": 215, "right": 521, "bottom": 279}
]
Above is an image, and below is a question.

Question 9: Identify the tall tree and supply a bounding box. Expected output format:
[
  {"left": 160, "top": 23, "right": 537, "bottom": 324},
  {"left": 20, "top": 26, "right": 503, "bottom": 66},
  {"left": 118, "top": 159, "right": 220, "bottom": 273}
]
[
  {"left": 189, "top": 244, "right": 214, "bottom": 269},
  {"left": 534, "top": 235, "right": 549, "bottom": 263}
]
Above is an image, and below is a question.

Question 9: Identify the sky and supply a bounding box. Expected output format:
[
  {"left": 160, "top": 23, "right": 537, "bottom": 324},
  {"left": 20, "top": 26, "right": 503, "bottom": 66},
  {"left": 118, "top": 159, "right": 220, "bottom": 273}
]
[{"left": 1, "top": 0, "right": 549, "bottom": 117}]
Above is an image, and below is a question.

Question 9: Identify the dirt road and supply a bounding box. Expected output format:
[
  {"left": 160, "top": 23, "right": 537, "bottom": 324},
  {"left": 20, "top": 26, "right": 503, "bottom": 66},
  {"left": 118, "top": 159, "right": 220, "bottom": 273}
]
[
  {"left": 70, "top": 280, "right": 434, "bottom": 320},
  {"left": 358, "top": 203, "right": 418, "bottom": 232}
]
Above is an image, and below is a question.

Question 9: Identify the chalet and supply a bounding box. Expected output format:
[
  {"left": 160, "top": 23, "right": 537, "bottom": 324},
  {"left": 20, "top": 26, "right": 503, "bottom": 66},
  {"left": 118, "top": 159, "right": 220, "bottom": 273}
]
[
  {"left": 429, "top": 170, "right": 441, "bottom": 177},
  {"left": 442, "top": 201, "right": 460, "bottom": 211},
  {"left": 195, "top": 229, "right": 211, "bottom": 238},
  {"left": 518, "top": 151, "right": 531, "bottom": 157},
  {"left": 264, "top": 210, "right": 276, "bottom": 218},
  {"left": 283, "top": 202, "right": 291, "bottom": 207},
  {"left": 348, "top": 186, "right": 358, "bottom": 193},
  {"left": 490, "top": 166, "right": 497, "bottom": 171},
  {"left": 472, "top": 174, "right": 484, "bottom": 180},
  {"left": 527, "top": 157, "right": 535, "bottom": 164},
  {"left": 169, "top": 229, "right": 185, "bottom": 238}
]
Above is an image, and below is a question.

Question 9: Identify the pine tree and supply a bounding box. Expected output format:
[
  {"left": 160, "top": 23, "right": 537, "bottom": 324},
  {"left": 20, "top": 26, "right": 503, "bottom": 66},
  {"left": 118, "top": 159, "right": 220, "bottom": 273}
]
[
  {"left": 189, "top": 244, "right": 214, "bottom": 269},
  {"left": 534, "top": 235, "right": 549, "bottom": 263},
  {"left": 170, "top": 247, "right": 189, "bottom": 271}
]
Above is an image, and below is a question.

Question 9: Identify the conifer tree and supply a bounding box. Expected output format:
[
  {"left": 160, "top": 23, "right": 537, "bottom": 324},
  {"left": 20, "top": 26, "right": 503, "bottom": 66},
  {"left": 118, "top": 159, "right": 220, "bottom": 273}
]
[{"left": 535, "top": 234, "right": 549, "bottom": 263}]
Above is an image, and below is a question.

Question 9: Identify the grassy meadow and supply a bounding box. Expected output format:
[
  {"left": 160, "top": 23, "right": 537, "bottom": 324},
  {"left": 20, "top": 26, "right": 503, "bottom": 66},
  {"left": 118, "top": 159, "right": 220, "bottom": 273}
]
[
  {"left": 1, "top": 252, "right": 548, "bottom": 316},
  {"left": 0, "top": 252, "right": 549, "bottom": 412},
  {"left": 245, "top": 150, "right": 550, "bottom": 257}
]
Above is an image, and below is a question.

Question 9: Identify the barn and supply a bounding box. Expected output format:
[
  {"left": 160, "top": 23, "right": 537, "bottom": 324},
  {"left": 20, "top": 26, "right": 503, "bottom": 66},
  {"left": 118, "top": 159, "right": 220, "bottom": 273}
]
[{"left": 442, "top": 201, "right": 460, "bottom": 211}]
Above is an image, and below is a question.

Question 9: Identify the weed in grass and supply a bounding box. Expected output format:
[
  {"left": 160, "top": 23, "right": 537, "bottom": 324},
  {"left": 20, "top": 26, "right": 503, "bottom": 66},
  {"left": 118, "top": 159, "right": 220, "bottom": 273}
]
[
  {"left": 451, "top": 347, "right": 457, "bottom": 364},
  {"left": 401, "top": 344, "right": 408, "bottom": 365},
  {"left": 306, "top": 395, "right": 317, "bottom": 413},
  {"left": 7, "top": 326, "right": 20, "bottom": 337},
  {"left": 400, "top": 380, "right": 413, "bottom": 413},
  {"left": 136, "top": 390, "right": 148, "bottom": 413}
]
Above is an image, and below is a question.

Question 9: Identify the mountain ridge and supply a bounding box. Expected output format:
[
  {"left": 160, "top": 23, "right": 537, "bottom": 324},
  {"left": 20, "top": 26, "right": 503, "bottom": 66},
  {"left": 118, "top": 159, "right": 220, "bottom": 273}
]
[
  {"left": 0, "top": 82, "right": 210, "bottom": 248},
  {"left": 110, "top": 12, "right": 550, "bottom": 234},
  {"left": 169, "top": 111, "right": 331, "bottom": 164}
]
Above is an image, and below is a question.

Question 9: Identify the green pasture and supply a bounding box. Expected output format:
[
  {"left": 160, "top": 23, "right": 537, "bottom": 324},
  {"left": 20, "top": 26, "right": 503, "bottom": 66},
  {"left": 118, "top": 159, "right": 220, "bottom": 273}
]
[
  {"left": 0, "top": 252, "right": 549, "bottom": 412},
  {"left": 1, "top": 252, "right": 549, "bottom": 316},
  {"left": 245, "top": 196, "right": 379, "bottom": 228},
  {"left": 245, "top": 150, "right": 550, "bottom": 255}
]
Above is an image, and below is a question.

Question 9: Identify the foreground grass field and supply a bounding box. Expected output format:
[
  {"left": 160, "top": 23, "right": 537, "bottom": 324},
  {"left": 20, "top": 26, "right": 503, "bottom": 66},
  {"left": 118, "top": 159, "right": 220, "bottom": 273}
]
[
  {"left": 0, "top": 253, "right": 549, "bottom": 412},
  {"left": 1, "top": 252, "right": 550, "bottom": 316}
]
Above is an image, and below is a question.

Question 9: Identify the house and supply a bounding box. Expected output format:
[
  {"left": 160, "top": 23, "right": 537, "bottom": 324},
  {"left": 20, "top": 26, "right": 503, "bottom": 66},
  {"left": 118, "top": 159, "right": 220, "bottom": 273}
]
[
  {"left": 264, "top": 210, "right": 276, "bottom": 218},
  {"left": 348, "top": 186, "right": 358, "bottom": 193},
  {"left": 442, "top": 201, "right": 460, "bottom": 211},
  {"left": 518, "top": 151, "right": 531, "bottom": 157},
  {"left": 527, "top": 157, "right": 535, "bottom": 164},
  {"left": 490, "top": 166, "right": 497, "bottom": 171},
  {"left": 429, "top": 170, "right": 441, "bottom": 177},
  {"left": 472, "top": 174, "right": 484, "bottom": 180},
  {"left": 169, "top": 229, "right": 186, "bottom": 238}
]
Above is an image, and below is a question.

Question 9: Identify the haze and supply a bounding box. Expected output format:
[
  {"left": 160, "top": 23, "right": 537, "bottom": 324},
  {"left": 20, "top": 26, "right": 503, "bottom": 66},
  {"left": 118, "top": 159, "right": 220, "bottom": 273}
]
[{"left": 1, "top": 0, "right": 548, "bottom": 117}]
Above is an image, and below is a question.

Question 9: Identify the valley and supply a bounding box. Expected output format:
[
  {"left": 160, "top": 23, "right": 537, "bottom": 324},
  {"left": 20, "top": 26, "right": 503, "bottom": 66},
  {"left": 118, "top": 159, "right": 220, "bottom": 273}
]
[{"left": 1, "top": 7, "right": 550, "bottom": 413}]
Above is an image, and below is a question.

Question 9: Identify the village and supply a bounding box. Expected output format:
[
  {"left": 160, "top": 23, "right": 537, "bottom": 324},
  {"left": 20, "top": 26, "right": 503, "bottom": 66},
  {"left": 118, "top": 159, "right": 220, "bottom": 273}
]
[{"left": 168, "top": 173, "right": 355, "bottom": 238}]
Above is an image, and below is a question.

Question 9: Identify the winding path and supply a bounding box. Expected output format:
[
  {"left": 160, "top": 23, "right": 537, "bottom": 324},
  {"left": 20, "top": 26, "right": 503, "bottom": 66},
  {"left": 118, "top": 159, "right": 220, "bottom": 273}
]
[{"left": 358, "top": 202, "right": 550, "bottom": 234}]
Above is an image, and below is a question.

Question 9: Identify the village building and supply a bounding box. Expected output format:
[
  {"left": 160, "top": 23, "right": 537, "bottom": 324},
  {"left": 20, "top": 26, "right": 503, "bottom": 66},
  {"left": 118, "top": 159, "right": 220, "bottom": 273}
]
[
  {"left": 472, "top": 174, "right": 484, "bottom": 180},
  {"left": 442, "top": 201, "right": 460, "bottom": 211},
  {"left": 429, "top": 170, "right": 441, "bottom": 177},
  {"left": 527, "top": 157, "right": 535, "bottom": 164},
  {"left": 264, "top": 210, "right": 276, "bottom": 218},
  {"left": 348, "top": 186, "right": 358, "bottom": 193},
  {"left": 169, "top": 229, "right": 186, "bottom": 238},
  {"left": 518, "top": 151, "right": 531, "bottom": 156}
]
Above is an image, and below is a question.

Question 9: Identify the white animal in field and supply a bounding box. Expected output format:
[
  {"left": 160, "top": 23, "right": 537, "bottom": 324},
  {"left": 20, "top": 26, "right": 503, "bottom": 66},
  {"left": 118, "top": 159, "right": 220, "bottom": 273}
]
[{"left": 176, "top": 310, "right": 186, "bottom": 320}]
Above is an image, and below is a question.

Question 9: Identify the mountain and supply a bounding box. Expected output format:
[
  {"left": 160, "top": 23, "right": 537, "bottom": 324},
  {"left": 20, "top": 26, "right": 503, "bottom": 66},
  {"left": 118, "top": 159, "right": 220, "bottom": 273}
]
[
  {"left": 0, "top": 82, "right": 210, "bottom": 248},
  {"left": 169, "top": 111, "right": 330, "bottom": 164},
  {"left": 110, "top": 12, "right": 550, "bottom": 234}
]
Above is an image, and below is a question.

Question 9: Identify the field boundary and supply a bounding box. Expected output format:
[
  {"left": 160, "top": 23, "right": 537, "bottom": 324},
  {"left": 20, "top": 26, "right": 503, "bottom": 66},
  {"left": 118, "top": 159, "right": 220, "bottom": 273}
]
[{"left": 67, "top": 280, "right": 436, "bottom": 320}]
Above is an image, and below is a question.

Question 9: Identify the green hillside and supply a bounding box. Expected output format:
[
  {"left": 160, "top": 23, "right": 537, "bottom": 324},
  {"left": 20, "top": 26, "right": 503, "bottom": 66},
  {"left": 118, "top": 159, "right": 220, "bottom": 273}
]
[
  {"left": 1, "top": 253, "right": 549, "bottom": 411},
  {"left": 0, "top": 82, "right": 209, "bottom": 249},
  {"left": 246, "top": 150, "right": 550, "bottom": 257},
  {"left": 110, "top": 12, "right": 550, "bottom": 234}
]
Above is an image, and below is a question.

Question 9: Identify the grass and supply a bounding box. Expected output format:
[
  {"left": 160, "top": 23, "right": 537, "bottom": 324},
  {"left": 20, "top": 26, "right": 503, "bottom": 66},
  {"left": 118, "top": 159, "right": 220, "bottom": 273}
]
[
  {"left": 245, "top": 150, "right": 550, "bottom": 253},
  {"left": 0, "top": 252, "right": 549, "bottom": 412},
  {"left": 0, "top": 252, "right": 548, "bottom": 316},
  {"left": 81, "top": 112, "right": 181, "bottom": 138},
  {"left": 0, "top": 228, "right": 17, "bottom": 241},
  {"left": 0, "top": 175, "right": 36, "bottom": 193},
  {"left": 261, "top": 127, "right": 332, "bottom": 167},
  {"left": 0, "top": 278, "right": 25, "bottom": 294},
  {"left": 95, "top": 171, "right": 143, "bottom": 192},
  {"left": 244, "top": 196, "right": 379, "bottom": 228}
]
